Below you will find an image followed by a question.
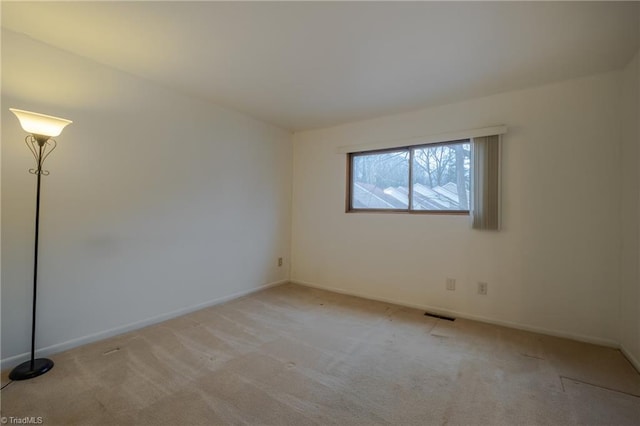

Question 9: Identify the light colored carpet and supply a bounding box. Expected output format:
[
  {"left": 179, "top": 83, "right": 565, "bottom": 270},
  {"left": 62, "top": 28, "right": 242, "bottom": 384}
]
[{"left": 1, "top": 283, "right": 639, "bottom": 425}]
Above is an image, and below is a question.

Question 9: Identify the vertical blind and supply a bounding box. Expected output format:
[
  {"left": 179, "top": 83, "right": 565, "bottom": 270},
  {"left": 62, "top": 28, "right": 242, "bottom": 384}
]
[{"left": 472, "top": 135, "right": 501, "bottom": 230}]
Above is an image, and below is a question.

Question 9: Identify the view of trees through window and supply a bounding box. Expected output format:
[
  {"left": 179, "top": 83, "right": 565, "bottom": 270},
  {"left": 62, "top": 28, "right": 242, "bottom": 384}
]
[{"left": 351, "top": 140, "right": 471, "bottom": 212}]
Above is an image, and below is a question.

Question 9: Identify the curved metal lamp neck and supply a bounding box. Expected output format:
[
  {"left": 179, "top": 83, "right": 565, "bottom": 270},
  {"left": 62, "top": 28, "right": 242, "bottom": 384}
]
[
  {"left": 33, "top": 134, "right": 51, "bottom": 146},
  {"left": 25, "top": 135, "right": 57, "bottom": 176}
]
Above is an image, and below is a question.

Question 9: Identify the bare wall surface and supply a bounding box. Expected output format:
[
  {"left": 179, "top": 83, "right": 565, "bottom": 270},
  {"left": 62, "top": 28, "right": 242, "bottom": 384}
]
[
  {"left": 620, "top": 50, "right": 640, "bottom": 368},
  {"left": 1, "top": 30, "right": 292, "bottom": 366},
  {"left": 292, "top": 71, "right": 623, "bottom": 346}
]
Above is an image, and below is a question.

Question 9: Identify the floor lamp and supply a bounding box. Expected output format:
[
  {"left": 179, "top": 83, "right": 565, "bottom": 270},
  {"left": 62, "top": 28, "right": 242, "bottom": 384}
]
[{"left": 8, "top": 108, "right": 72, "bottom": 381}]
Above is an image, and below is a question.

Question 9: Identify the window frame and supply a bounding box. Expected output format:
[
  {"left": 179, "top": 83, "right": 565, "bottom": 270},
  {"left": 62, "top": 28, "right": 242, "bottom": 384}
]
[{"left": 346, "top": 139, "right": 471, "bottom": 215}]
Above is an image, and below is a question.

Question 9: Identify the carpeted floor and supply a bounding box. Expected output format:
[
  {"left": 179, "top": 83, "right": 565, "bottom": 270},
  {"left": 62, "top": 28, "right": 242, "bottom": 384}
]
[{"left": 1, "top": 282, "right": 639, "bottom": 425}]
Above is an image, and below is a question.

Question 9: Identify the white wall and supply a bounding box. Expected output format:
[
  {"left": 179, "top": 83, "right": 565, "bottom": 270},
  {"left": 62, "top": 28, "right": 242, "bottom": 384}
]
[
  {"left": 620, "top": 50, "right": 640, "bottom": 368},
  {"left": 291, "top": 71, "right": 623, "bottom": 346},
  {"left": 1, "top": 30, "right": 292, "bottom": 367}
]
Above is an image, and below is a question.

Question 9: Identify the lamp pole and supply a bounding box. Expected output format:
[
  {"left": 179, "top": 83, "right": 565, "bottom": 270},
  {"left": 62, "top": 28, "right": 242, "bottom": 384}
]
[
  {"left": 31, "top": 142, "right": 43, "bottom": 371},
  {"left": 30, "top": 139, "right": 45, "bottom": 372}
]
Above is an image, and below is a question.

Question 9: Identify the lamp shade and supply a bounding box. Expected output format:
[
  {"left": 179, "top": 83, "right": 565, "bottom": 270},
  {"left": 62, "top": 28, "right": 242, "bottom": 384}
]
[{"left": 10, "top": 108, "right": 72, "bottom": 138}]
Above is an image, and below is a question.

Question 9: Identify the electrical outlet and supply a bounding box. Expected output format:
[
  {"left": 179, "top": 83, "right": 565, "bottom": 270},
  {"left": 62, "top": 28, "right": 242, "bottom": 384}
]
[
  {"left": 446, "top": 278, "right": 456, "bottom": 291},
  {"left": 478, "top": 282, "right": 488, "bottom": 295},
  {"left": 278, "top": 257, "right": 283, "bottom": 267}
]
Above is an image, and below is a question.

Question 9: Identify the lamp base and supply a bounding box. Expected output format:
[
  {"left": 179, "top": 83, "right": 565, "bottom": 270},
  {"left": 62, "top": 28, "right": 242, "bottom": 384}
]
[{"left": 9, "top": 358, "right": 54, "bottom": 381}]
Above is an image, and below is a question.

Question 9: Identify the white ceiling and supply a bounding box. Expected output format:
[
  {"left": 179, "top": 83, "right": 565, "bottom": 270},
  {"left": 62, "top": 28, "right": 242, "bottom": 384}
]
[{"left": 2, "top": 1, "right": 639, "bottom": 131}]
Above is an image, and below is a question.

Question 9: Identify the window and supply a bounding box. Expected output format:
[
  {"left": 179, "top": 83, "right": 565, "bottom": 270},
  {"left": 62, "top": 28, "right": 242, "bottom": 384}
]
[{"left": 348, "top": 140, "right": 471, "bottom": 213}]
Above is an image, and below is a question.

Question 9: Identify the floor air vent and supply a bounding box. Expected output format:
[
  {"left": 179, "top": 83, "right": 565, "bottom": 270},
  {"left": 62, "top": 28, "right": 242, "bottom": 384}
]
[{"left": 424, "top": 312, "right": 456, "bottom": 321}]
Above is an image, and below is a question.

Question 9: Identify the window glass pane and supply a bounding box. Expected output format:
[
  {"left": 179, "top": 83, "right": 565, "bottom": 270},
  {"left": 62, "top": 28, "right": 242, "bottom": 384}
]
[
  {"left": 352, "top": 150, "right": 409, "bottom": 209},
  {"left": 411, "top": 142, "right": 471, "bottom": 211}
]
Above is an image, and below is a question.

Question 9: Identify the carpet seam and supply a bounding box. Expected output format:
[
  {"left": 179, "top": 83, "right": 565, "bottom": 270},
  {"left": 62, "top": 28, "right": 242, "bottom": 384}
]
[{"left": 559, "top": 375, "right": 640, "bottom": 398}]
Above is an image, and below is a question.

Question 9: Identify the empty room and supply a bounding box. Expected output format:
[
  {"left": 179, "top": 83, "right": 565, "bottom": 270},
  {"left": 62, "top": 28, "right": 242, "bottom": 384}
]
[{"left": 1, "top": 1, "right": 639, "bottom": 425}]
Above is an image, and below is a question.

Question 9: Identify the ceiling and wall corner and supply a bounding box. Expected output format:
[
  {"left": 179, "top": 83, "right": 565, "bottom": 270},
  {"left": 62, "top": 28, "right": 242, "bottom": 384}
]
[{"left": 1, "top": 2, "right": 638, "bottom": 131}]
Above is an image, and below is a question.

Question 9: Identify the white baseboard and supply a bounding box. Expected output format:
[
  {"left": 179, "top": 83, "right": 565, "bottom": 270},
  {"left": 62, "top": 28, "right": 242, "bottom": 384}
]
[
  {"left": 291, "top": 279, "right": 620, "bottom": 348},
  {"left": 620, "top": 344, "right": 640, "bottom": 373},
  {"left": 1, "top": 280, "right": 287, "bottom": 371}
]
